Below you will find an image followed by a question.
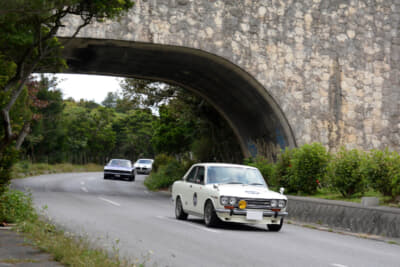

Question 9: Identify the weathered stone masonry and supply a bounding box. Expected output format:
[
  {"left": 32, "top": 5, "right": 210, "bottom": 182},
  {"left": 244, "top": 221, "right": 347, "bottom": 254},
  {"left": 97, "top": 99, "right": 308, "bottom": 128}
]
[{"left": 60, "top": 0, "right": 400, "bottom": 154}]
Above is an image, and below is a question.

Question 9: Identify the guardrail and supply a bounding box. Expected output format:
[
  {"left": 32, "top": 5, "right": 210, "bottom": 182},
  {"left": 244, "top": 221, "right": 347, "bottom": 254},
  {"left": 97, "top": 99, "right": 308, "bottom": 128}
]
[{"left": 287, "top": 196, "right": 400, "bottom": 238}]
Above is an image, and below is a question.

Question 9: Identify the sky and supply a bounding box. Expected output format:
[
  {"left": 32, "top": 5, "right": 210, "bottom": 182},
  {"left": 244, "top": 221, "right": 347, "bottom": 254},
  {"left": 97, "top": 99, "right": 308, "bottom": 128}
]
[{"left": 53, "top": 74, "right": 122, "bottom": 104}]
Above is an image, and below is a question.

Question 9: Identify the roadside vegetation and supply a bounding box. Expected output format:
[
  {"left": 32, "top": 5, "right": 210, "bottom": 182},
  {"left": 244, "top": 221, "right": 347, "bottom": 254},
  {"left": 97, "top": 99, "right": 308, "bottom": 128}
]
[
  {"left": 144, "top": 154, "right": 194, "bottom": 191},
  {"left": 246, "top": 143, "right": 400, "bottom": 207},
  {"left": 11, "top": 162, "right": 103, "bottom": 179},
  {"left": 144, "top": 143, "right": 400, "bottom": 208},
  {"left": 0, "top": 188, "right": 140, "bottom": 267}
]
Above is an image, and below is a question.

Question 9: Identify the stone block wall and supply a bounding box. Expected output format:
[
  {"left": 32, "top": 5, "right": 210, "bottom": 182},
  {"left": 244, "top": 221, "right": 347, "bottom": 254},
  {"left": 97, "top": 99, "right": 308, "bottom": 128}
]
[{"left": 60, "top": 0, "right": 400, "bottom": 152}]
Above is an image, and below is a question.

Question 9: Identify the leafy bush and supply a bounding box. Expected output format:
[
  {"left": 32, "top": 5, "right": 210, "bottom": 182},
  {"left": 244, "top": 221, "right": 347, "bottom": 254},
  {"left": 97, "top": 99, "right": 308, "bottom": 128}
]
[
  {"left": 273, "top": 148, "right": 296, "bottom": 192},
  {"left": 328, "top": 148, "right": 366, "bottom": 197},
  {"left": 144, "top": 159, "right": 186, "bottom": 191},
  {"left": 362, "top": 149, "right": 400, "bottom": 198},
  {"left": 0, "top": 146, "right": 19, "bottom": 195},
  {"left": 0, "top": 188, "right": 37, "bottom": 223},
  {"left": 151, "top": 153, "right": 175, "bottom": 173},
  {"left": 392, "top": 174, "right": 400, "bottom": 198},
  {"left": 245, "top": 156, "right": 275, "bottom": 186},
  {"left": 289, "top": 143, "right": 329, "bottom": 194}
]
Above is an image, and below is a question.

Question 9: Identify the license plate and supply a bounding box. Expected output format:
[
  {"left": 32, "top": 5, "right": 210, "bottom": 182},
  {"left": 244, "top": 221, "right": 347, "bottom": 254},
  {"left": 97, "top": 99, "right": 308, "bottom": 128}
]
[
  {"left": 115, "top": 174, "right": 120, "bottom": 178},
  {"left": 246, "top": 210, "right": 263, "bottom": 221}
]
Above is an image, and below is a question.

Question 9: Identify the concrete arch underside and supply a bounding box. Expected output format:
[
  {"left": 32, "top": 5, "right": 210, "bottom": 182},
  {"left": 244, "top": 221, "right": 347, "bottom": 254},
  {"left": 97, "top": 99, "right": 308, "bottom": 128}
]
[{"left": 61, "top": 38, "right": 296, "bottom": 159}]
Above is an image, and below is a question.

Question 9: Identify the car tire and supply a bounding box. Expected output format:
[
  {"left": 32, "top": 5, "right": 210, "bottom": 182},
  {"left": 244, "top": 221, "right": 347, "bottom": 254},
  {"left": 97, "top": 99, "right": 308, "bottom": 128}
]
[
  {"left": 175, "top": 197, "right": 188, "bottom": 220},
  {"left": 267, "top": 218, "right": 284, "bottom": 232},
  {"left": 130, "top": 174, "right": 135, "bottom": 182},
  {"left": 204, "top": 201, "right": 220, "bottom": 227},
  {"left": 104, "top": 174, "right": 107, "bottom": 179}
]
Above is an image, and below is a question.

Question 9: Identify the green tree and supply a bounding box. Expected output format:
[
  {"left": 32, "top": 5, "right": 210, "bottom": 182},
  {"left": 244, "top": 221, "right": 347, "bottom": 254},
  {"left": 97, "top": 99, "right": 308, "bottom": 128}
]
[
  {"left": 102, "top": 91, "right": 120, "bottom": 108},
  {"left": 111, "top": 109, "right": 155, "bottom": 160},
  {"left": 152, "top": 105, "right": 195, "bottom": 155},
  {"left": 362, "top": 149, "right": 400, "bottom": 198},
  {"left": 22, "top": 75, "right": 66, "bottom": 163},
  {"left": 328, "top": 148, "right": 366, "bottom": 198},
  {"left": 0, "top": 0, "right": 133, "bottom": 193},
  {"left": 0, "top": 0, "right": 133, "bottom": 153},
  {"left": 119, "top": 78, "right": 243, "bottom": 162},
  {"left": 289, "top": 143, "right": 329, "bottom": 194}
]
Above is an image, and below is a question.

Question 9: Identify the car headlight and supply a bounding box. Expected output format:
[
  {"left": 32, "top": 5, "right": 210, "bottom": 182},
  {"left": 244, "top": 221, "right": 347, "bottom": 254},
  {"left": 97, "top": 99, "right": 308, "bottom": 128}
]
[
  {"left": 220, "top": 196, "right": 237, "bottom": 206},
  {"left": 220, "top": 196, "right": 229, "bottom": 205},
  {"left": 228, "top": 197, "right": 237, "bottom": 206},
  {"left": 278, "top": 199, "right": 286, "bottom": 208},
  {"left": 271, "top": 199, "right": 278, "bottom": 208}
]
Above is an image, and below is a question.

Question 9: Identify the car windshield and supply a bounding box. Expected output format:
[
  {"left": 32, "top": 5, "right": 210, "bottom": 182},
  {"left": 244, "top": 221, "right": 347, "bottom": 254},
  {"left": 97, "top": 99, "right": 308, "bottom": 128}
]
[
  {"left": 109, "top": 159, "right": 131, "bottom": 168},
  {"left": 138, "top": 159, "right": 152, "bottom": 164},
  {"left": 206, "top": 166, "right": 267, "bottom": 187}
]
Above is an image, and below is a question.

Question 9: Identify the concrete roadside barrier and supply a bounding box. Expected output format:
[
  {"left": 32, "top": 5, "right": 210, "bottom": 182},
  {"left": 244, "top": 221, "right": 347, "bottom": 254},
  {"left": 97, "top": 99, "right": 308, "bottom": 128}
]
[{"left": 287, "top": 196, "right": 400, "bottom": 238}]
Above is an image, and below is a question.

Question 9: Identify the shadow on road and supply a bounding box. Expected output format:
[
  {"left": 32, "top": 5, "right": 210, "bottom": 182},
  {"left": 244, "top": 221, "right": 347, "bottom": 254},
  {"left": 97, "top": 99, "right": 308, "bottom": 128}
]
[{"left": 186, "top": 218, "right": 267, "bottom": 232}]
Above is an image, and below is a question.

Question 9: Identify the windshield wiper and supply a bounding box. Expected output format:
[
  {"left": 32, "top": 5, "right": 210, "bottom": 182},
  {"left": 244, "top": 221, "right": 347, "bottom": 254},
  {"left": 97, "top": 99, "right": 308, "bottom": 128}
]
[
  {"left": 249, "top": 183, "right": 264, "bottom": 185},
  {"left": 227, "top": 182, "right": 244, "bottom": 184}
]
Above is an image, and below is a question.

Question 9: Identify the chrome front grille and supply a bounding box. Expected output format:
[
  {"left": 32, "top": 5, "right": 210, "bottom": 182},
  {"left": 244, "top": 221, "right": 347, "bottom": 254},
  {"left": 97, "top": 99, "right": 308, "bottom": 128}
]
[
  {"left": 242, "top": 198, "right": 271, "bottom": 209},
  {"left": 105, "top": 169, "right": 131, "bottom": 174}
]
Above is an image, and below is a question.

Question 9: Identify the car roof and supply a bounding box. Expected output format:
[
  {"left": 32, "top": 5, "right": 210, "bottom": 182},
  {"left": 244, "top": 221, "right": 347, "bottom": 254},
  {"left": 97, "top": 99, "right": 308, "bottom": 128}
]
[
  {"left": 110, "top": 159, "right": 131, "bottom": 162},
  {"left": 191, "top": 163, "right": 258, "bottom": 169}
]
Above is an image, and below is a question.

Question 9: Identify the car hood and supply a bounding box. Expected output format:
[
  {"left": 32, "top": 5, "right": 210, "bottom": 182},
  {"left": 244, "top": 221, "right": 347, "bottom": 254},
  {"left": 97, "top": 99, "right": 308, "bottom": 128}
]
[
  {"left": 212, "top": 184, "right": 286, "bottom": 200},
  {"left": 104, "top": 166, "right": 133, "bottom": 171},
  {"left": 135, "top": 164, "right": 152, "bottom": 168}
]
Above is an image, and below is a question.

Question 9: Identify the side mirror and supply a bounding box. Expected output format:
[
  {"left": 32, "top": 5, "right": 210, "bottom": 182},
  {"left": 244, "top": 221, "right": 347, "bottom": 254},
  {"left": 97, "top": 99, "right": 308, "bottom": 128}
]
[{"left": 279, "top": 187, "right": 285, "bottom": 195}]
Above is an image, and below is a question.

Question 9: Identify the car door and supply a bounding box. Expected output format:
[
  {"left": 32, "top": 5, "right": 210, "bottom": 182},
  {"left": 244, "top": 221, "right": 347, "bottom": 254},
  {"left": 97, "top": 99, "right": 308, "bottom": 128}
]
[
  {"left": 191, "top": 166, "right": 207, "bottom": 215},
  {"left": 181, "top": 166, "right": 198, "bottom": 212}
]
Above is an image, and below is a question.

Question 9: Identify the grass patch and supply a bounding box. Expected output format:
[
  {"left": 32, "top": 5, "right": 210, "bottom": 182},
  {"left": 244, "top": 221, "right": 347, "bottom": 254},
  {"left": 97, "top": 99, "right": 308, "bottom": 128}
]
[
  {"left": 12, "top": 162, "right": 103, "bottom": 179},
  {"left": 302, "top": 224, "right": 317, "bottom": 230},
  {"left": 1, "top": 188, "right": 141, "bottom": 267},
  {"left": 0, "top": 259, "right": 40, "bottom": 264}
]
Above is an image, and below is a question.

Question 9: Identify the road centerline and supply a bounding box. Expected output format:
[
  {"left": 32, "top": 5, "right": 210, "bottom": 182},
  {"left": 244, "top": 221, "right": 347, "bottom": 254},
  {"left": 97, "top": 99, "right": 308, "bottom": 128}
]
[
  {"left": 98, "top": 197, "right": 121, "bottom": 207},
  {"left": 81, "top": 187, "right": 88, "bottom": 193}
]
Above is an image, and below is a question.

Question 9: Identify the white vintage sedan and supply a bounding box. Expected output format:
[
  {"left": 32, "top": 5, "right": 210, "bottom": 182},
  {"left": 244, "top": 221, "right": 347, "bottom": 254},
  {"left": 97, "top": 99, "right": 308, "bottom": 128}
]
[{"left": 172, "top": 163, "right": 288, "bottom": 231}]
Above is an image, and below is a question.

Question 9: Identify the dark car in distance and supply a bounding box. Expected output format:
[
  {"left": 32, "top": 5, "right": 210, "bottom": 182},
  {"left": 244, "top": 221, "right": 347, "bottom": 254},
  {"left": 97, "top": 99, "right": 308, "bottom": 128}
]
[{"left": 104, "top": 159, "right": 135, "bottom": 181}]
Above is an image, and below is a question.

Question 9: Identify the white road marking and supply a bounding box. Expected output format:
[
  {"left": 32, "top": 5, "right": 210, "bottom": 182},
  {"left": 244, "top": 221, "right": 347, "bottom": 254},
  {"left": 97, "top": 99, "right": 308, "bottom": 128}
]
[
  {"left": 156, "top": 216, "right": 220, "bottom": 234},
  {"left": 80, "top": 181, "right": 85, "bottom": 185},
  {"left": 331, "top": 264, "right": 348, "bottom": 267},
  {"left": 98, "top": 197, "right": 121, "bottom": 207},
  {"left": 81, "top": 187, "right": 88, "bottom": 193}
]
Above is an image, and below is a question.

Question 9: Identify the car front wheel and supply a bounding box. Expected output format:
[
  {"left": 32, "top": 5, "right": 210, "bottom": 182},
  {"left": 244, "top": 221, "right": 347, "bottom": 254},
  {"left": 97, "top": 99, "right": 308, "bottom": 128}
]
[
  {"left": 204, "top": 201, "right": 220, "bottom": 227},
  {"left": 175, "top": 197, "right": 188, "bottom": 220},
  {"left": 267, "top": 218, "right": 284, "bottom": 232}
]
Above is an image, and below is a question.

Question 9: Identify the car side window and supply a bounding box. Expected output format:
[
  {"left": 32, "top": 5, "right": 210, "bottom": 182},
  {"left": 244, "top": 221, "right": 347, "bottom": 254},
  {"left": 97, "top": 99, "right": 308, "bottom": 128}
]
[
  {"left": 186, "top": 167, "right": 198, "bottom": 183},
  {"left": 195, "top": 167, "right": 205, "bottom": 185}
]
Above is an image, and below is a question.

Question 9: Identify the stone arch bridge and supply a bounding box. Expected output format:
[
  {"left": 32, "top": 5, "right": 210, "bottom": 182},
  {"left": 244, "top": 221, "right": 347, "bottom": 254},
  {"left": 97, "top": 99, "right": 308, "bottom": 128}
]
[{"left": 59, "top": 0, "right": 400, "bottom": 158}]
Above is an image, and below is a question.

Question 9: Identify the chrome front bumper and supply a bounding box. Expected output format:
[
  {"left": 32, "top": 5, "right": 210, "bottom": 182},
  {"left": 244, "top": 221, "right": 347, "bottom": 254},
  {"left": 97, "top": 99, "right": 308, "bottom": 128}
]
[{"left": 215, "top": 209, "right": 288, "bottom": 218}]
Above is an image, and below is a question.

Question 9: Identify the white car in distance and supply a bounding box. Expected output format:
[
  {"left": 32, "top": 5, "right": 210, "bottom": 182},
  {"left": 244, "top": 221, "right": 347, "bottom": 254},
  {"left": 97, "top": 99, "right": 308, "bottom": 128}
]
[
  {"left": 172, "top": 163, "right": 288, "bottom": 231},
  {"left": 134, "top": 158, "right": 154, "bottom": 174}
]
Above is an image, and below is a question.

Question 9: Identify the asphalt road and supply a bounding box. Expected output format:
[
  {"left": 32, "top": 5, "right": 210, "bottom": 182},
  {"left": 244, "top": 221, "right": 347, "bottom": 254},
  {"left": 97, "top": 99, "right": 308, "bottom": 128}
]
[{"left": 12, "top": 173, "right": 400, "bottom": 267}]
